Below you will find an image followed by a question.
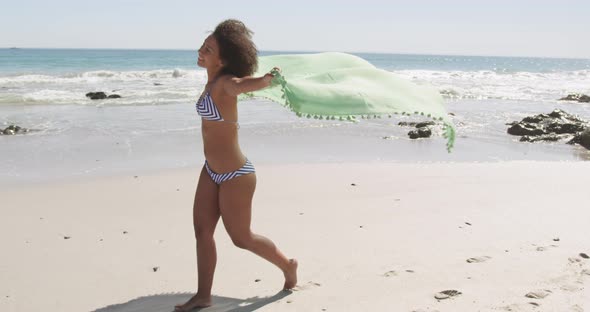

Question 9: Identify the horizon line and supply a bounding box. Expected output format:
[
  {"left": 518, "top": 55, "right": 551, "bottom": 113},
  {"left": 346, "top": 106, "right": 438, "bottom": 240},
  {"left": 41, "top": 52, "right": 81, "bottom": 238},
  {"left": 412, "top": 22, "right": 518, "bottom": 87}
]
[{"left": 2, "top": 46, "right": 589, "bottom": 61}]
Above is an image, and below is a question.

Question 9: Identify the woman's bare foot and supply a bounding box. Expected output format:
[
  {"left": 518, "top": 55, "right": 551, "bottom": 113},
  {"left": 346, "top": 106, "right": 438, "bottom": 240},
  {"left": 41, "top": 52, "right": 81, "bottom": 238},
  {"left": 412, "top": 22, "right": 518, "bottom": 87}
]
[
  {"left": 283, "top": 258, "right": 298, "bottom": 290},
  {"left": 174, "top": 293, "right": 211, "bottom": 311}
]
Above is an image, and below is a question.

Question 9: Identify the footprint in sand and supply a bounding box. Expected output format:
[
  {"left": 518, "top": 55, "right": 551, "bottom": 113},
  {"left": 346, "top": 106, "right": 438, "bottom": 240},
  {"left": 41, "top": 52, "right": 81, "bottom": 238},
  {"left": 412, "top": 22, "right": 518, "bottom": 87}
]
[
  {"left": 547, "top": 254, "right": 589, "bottom": 292},
  {"left": 528, "top": 301, "right": 540, "bottom": 307},
  {"left": 466, "top": 256, "right": 491, "bottom": 263},
  {"left": 434, "top": 290, "right": 462, "bottom": 300},
  {"left": 293, "top": 281, "right": 321, "bottom": 291},
  {"left": 568, "top": 256, "right": 584, "bottom": 266},
  {"left": 535, "top": 245, "right": 559, "bottom": 251},
  {"left": 532, "top": 243, "right": 559, "bottom": 252},
  {"left": 383, "top": 269, "right": 415, "bottom": 277},
  {"left": 560, "top": 284, "right": 582, "bottom": 292},
  {"left": 499, "top": 303, "right": 532, "bottom": 311},
  {"left": 525, "top": 289, "right": 552, "bottom": 299},
  {"left": 499, "top": 255, "right": 587, "bottom": 311},
  {"left": 571, "top": 304, "right": 584, "bottom": 312}
]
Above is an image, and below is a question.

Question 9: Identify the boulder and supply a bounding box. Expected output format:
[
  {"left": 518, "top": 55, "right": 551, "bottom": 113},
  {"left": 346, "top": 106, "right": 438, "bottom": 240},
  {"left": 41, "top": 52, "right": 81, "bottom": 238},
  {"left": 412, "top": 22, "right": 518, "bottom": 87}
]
[
  {"left": 415, "top": 121, "right": 436, "bottom": 128},
  {"left": 522, "top": 114, "right": 549, "bottom": 123},
  {"left": 548, "top": 109, "right": 585, "bottom": 123},
  {"left": 507, "top": 123, "right": 545, "bottom": 136},
  {"left": 107, "top": 94, "right": 121, "bottom": 99},
  {"left": 408, "top": 128, "right": 432, "bottom": 139},
  {"left": 568, "top": 129, "right": 590, "bottom": 150},
  {"left": 520, "top": 134, "right": 568, "bottom": 142},
  {"left": 86, "top": 92, "right": 107, "bottom": 100},
  {"left": 546, "top": 122, "right": 585, "bottom": 134},
  {"left": 507, "top": 109, "right": 587, "bottom": 137},
  {"left": 580, "top": 130, "right": 590, "bottom": 149},
  {"left": 509, "top": 109, "right": 590, "bottom": 150},
  {"left": 398, "top": 121, "right": 436, "bottom": 128},
  {"left": 559, "top": 93, "right": 590, "bottom": 103},
  {"left": 2, "top": 125, "right": 28, "bottom": 135}
]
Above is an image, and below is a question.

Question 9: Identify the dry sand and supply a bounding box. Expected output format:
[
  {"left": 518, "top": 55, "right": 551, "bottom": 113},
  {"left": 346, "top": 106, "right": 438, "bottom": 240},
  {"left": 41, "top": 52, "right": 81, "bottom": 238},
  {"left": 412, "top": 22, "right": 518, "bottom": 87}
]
[{"left": 1, "top": 161, "right": 589, "bottom": 311}]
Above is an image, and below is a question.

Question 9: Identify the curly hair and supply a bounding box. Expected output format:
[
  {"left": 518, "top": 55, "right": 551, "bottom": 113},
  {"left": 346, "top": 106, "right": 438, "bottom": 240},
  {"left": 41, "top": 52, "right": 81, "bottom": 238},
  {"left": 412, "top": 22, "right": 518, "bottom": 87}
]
[{"left": 212, "top": 19, "right": 258, "bottom": 78}]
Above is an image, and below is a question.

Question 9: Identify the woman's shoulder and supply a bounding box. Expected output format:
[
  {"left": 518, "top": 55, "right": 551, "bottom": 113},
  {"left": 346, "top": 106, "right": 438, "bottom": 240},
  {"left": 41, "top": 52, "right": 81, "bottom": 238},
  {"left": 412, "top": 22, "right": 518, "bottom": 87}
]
[
  {"left": 212, "top": 74, "right": 236, "bottom": 91},
  {"left": 211, "top": 74, "right": 238, "bottom": 102}
]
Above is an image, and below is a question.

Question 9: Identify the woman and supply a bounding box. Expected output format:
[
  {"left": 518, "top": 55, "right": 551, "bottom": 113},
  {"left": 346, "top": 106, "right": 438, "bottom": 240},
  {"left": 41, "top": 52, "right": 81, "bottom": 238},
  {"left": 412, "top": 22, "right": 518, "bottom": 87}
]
[{"left": 175, "top": 20, "right": 298, "bottom": 311}]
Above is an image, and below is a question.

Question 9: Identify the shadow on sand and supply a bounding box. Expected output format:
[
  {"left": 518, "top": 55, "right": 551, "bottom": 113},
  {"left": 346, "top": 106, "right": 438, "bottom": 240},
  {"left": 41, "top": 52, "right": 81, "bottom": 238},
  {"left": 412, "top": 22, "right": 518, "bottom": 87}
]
[{"left": 92, "top": 290, "right": 292, "bottom": 312}]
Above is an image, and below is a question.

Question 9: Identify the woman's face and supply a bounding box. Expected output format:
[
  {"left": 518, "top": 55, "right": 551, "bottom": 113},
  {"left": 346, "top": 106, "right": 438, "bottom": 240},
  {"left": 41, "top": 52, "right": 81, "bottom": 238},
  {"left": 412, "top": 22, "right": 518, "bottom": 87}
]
[{"left": 197, "top": 35, "right": 223, "bottom": 69}]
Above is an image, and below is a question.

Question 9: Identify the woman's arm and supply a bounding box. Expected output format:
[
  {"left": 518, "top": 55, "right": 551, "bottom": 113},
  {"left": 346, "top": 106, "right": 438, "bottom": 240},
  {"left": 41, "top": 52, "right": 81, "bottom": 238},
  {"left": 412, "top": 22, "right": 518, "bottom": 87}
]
[{"left": 222, "top": 70, "right": 276, "bottom": 96}]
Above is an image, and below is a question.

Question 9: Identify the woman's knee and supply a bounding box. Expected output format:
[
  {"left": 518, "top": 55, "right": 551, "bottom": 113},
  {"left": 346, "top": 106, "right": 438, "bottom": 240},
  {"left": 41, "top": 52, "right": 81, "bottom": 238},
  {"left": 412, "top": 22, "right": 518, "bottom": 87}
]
[
  {"left": 194, "top": 224, "right": 216, "bottom": 240},
  {"left": 230, "top": 233, "right": 254, "bottom": 249}
]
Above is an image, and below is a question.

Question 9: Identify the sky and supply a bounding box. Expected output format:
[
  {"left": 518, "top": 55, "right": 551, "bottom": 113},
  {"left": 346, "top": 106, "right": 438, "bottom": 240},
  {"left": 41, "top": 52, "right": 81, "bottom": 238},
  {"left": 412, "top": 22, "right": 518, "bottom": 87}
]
[{"left": 1, "top": 0, "right": 589, "bottom": 59}]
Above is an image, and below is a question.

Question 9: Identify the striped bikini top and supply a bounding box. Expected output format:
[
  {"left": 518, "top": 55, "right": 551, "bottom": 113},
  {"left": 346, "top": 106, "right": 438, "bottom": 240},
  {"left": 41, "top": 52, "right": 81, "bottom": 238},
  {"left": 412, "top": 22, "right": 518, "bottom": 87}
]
[{"left": 196, "top": 91, "right": 224, "bottom": 121}]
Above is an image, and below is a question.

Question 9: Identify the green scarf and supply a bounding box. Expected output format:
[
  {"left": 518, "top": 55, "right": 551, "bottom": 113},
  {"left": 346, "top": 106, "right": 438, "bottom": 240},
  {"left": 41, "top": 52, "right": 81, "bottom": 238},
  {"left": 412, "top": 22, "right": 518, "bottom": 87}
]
[{"left": 241, "top": 52, "right": 456, "bottom": 151}]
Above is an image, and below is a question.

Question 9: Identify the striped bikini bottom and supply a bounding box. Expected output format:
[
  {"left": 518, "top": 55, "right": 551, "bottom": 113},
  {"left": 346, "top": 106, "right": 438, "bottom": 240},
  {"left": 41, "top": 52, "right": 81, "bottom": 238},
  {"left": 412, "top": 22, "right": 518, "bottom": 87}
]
[{"left": 204, "top": 158, "right": 256, "bottom": 185}]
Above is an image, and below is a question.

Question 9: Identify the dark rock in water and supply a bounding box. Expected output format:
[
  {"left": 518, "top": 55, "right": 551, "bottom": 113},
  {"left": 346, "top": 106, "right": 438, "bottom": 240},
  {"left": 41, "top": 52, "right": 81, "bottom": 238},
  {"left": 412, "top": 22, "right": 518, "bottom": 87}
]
[
  {"left": 546, "top": 122, "right": 585, "bottom": 134},
  {"left": 559, "top": 93, "right": 590, "bottom": 103},
  {"left": 154, "top": 83, "right": 163, "bottom": 86},
  {"left": 16, "top": 126, "right": 28, "bottom": 134},
  {"left": 415, "top": 121, "right": 436, "bottom": 128},
  {"left": 580, "top": 130, "right": 590, "bottom": 149},
  {"left": 507, "top": 123, "right": 545, "bottom": 136},
  {"left": 398, "top": 121, "right": 436, "bottom": 128},
  {"left": 567, "top": 134, "right": 580, "bottom": 145},
  {"left": 507, "top": 109, "right": 590, "bottom": 150},
  {"left": 86, "top": 92, "right": 107, "bottom": 100},
  {"left": 559, "top": 94, "right": 581, "bottom": 101},
  {"left": 520, "top": 134, "right": 569, "bottom": 142},
  {"left": 508, "top": 109, "right": 588, "bottom": 138},
  {"left": 408, "top": 128, "right": 432, "bottom": 139},
  {"left": 548, "top": 109, "right": 585, "bottom": 123},
  {"left": 522, "top": 114, "right": 549, "bottom": 123},
  {"left": 2, "top": 125, "right": 28, "bottom": 135},
  {"left": 569, "top": 129, "right": 590, "bottom": 150},
  {"left": 86, "top": 91, "right": 122, "bottom": 100}
]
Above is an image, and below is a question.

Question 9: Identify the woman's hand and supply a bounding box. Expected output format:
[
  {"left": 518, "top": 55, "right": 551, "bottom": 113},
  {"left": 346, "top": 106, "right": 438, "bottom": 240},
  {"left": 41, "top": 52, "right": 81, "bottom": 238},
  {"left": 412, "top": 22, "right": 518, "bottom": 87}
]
[{"left": 263, "top": 67, "right": 281, "bottom": 86}]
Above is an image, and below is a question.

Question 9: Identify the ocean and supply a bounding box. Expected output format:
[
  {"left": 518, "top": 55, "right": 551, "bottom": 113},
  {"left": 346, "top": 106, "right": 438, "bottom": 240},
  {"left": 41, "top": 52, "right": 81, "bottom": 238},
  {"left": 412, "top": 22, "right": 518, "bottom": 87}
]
[{"left": 1, "top": 48, "right": 590, "bottom": 184}]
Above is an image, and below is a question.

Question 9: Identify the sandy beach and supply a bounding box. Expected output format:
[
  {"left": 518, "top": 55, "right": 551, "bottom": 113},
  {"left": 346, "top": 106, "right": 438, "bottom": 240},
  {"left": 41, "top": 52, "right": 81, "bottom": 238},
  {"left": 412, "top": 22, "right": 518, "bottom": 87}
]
[
  {"left": 1, "top": 161, "right": 589, "bottom": 311},
  {"left": 3, "top": 3, "right": 590, "bottom": 312}
]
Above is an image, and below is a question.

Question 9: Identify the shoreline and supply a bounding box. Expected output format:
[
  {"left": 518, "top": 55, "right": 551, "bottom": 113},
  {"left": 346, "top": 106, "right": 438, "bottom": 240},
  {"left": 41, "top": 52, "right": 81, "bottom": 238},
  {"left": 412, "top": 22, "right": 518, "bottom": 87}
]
[
  {"left": 2, "top": 161, "right": 589, "bottom": 311},
  {"left": 2, "top": 156, "right": 590, "bottom": 189},
  {"left": 2, "top": 99, "right": 590, "bottom": 187}
]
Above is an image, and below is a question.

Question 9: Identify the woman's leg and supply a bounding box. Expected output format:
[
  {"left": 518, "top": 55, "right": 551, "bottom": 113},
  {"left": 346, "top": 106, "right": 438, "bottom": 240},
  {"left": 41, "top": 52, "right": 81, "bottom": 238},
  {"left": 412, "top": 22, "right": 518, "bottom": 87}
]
[
  {"left": 175, "top": 166, "right": 221, "bottom": 311},
  {"left": 218, "top": 173, "right": 298, "bottom": 289}
]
